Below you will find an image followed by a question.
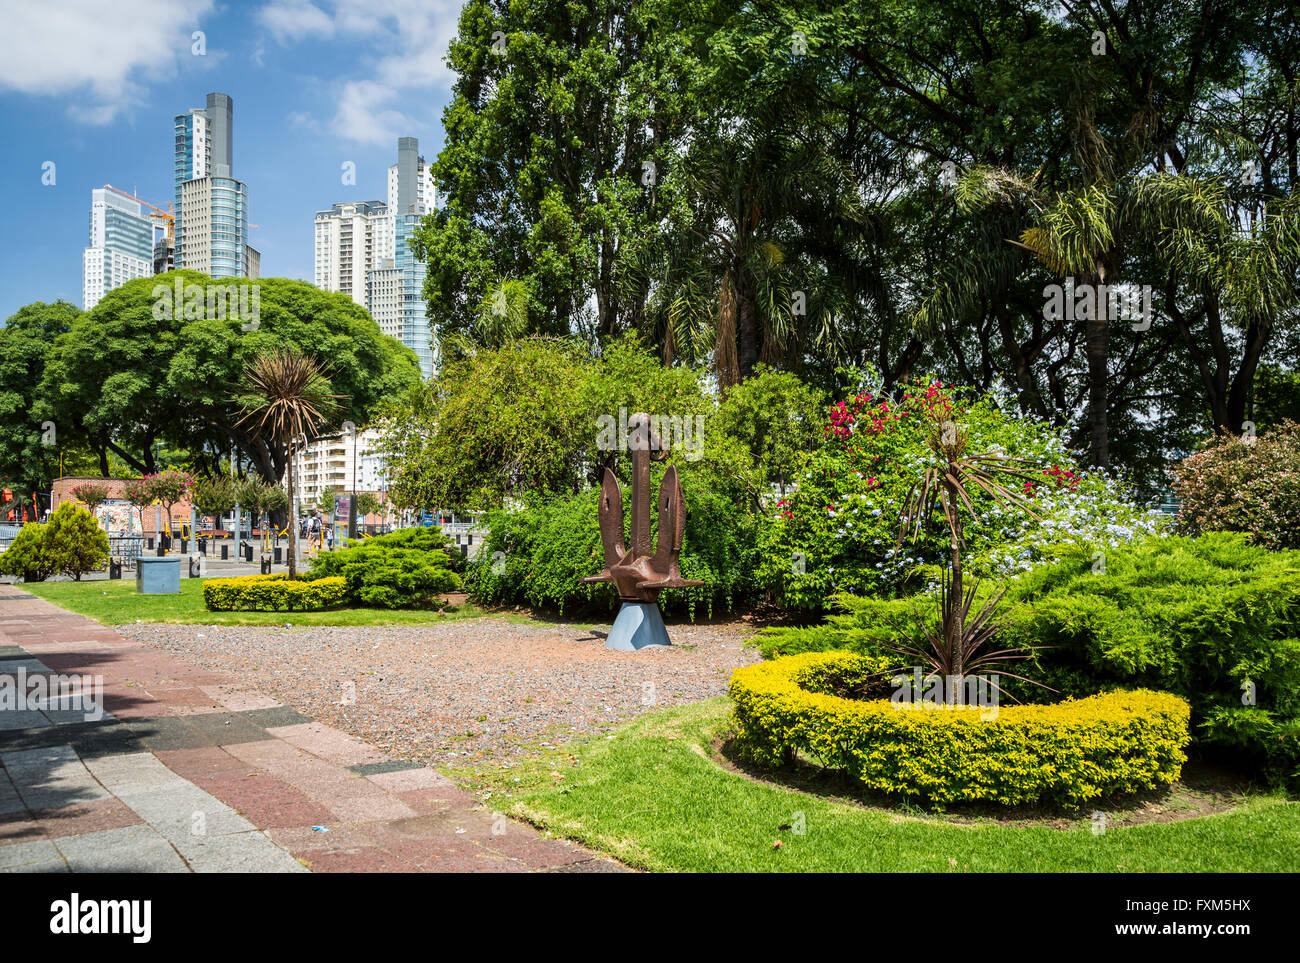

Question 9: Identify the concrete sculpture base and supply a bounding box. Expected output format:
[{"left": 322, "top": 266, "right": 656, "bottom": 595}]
[{"left": 606, "top": 601, "right": 671, "bottom": 651}]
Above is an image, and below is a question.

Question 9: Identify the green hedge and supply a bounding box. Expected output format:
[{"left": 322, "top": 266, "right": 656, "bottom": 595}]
[
  {"left": 729, "top": 652, "right": 1190, "bottom": 809},
  {"left": 308, "top": 526, "right": 461, "bottom": 608},
  {"left": 755, "top": 533, "right": 1300, "bottom": 790},
  {"left": 202, "top": 574, "right": 347, "bottom": 612}
]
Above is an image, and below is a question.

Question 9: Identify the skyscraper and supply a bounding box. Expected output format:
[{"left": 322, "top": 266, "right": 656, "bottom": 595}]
[
  {"left": 314, "top": 200, "right": 392, "bottom": 308},
  {"left": 82, "top": 188, "right": 154, "bottom": 309},
  {"left": 313, "top": 138, "right": 437, "bottom": 378},
  {"left": 173, "top": 92, "right": 254, "bottom": 278}
]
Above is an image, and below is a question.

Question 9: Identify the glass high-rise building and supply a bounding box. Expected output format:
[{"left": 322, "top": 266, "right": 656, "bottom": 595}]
[
  {"left": 313, "top": 137, "right": 437, "bottom": 379},
  {"left": 173, "top": 92, "right": 252, "bottom": 278},
  {"left": 82, "top": 188, "right": 154, "bottom": 309}
]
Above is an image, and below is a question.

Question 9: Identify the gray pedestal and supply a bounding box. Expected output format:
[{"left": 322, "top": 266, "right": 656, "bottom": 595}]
[
  {"left": 136, "top": 556, "right": 181, "bottom": 594},
  {"left": 606, "top": 601, "right": 671, "bottom": 651}
]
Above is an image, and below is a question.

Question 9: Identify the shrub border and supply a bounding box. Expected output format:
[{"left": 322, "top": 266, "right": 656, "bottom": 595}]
[{"left": 729, "top": 652, "right": 1191, "bottom": 808}]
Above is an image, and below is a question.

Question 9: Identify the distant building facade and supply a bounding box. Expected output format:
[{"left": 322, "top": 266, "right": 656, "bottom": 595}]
[
  {"left": 312, "top": 137, "right": 437, "bottom": 378},
  {"left": 173, "top": 92, "right": 254, "bottom": 278},
  {"left": 82, "top": 188, "right": 154, "bottom": 309}
]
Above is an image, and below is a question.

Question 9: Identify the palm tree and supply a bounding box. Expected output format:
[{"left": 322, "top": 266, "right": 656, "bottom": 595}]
[
  {"left": 896, "top": 409, "right": 1046, "bottom": 682},
  {"left": 626, "top": 108, "right": 861, "bottom": 390},
  {"left": 235, "top": 348, "right": 342, "bottom": 577}
]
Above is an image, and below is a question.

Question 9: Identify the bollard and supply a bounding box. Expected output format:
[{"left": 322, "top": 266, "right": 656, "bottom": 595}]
[
  {"left": 156, "top": 545, "right": 166, "bottom": 557},
  {"left": 274, "top": 547, "right": 282, "bottom": 564},
  {"left": 221, "top": 544, "right": 228, "bottom": 560},
  {"left": 109, "top": 560, "right": 122, "bottom": 580},
  {"left": 199, "top": 537, "right": 208, "bottom": 556},
  {"left": 146, "top": 536, "right": 154, "bottom": 550},
  {"left": 244, "top": 543, "right": 253, "bottom": 563},
  {"left": 260, "top": 555, "right": 272, "bottom": 575},
  {"left": 180, "top": 538, "right": 188, "bottom": 554}
]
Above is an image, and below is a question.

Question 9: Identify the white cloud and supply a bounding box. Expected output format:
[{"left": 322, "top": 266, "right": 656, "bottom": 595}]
[
  {"left": 0, "top": 0, "right": 215, "bottom": 121},
  {"left": 256, "top": 0, "right": 461, "bottom": 147}
]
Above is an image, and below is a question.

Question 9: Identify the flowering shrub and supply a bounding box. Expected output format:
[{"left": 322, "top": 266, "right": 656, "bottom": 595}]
[
  {"left": 1171, "top": 421, "right": 1300, "bottom": 550},
  {"left": 757, "top": 380, "right": 1162, "bottom": 610},
  {"left": 69, "top": 483, "right": 111, "bottom": 515}
]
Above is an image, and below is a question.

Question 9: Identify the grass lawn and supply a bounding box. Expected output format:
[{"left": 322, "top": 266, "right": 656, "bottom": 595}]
[
  {"left": 19, "top": 577, "right": 507, "bottom": 627},
  {"left": 455, "top": 698, "right": 1300, "bottom": 873}
]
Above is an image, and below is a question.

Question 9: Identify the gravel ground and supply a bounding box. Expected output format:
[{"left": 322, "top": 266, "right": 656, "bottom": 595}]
[{"left": 119, "top": 617, "right": 762, "bottom": 766}]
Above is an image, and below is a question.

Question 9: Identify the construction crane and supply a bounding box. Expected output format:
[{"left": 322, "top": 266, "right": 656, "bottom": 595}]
[{"left": 103, "top": 184, "right": 175, "bottom": 244}]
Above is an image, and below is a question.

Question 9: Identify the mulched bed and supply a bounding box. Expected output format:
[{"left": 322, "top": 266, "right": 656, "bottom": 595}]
[{"left": 119, "top": 617, "right": 761, "bottom": 767}]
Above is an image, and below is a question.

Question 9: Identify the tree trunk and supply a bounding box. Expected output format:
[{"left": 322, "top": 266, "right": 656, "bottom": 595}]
[
  {"left": 736, "top": 278, "right": 760, "bottom": 382},
  {"left": 948, "top": 484, "right": 963, "bottom": 684},
  {"left": 286, "top": 439, "right": 297, "bottom": 578},
  {"left": 1083, "top": 272, "right": 1110, "bottom": 469}
]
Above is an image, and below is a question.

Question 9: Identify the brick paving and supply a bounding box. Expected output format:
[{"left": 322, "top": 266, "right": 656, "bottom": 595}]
[{"left": 0, "top": 590, "right": 625, "bottom": 873}]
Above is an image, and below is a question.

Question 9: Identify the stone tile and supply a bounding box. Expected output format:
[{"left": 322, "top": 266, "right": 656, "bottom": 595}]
[
  {"left": 199, "top": 685, "right": 280, "bottom": 712},
  {"left": 178, "top": 830, "right": 308, "bottom": 873},
  {"left": 301, "top": 846, "right": 418, "bottom": 873},
  {"left": 268, "top": 722, "right": 386, "bottom": 766},
  {"left": 0, "top": 838, "right": 64, "bottom": 871},
  {"left": 395, "top": 786, "right": 482, "bottom": 814},
  {"left": 182, "top": 712, "right": 275, "bottom": 746},
  {"left": 268, "top": 823, "right": 375, "bottom": 855},
  {"left": 0, "top": 657, "right": 52, "bottom": 675},
  {"left": 83, "top": 750, "right": 187, "bottom": 796},
  {"left": 4, "top": 745, "right": 111, "bottom": 811},
  {"left": 154, "top": 747, "right": 254, "bottom": 781},
  {"left": 196, "top": 771, "right": 334, "bottom": 829},
  {"left": 349, "top": 759, "right": 426, "bottom": 776},
  {"left": 122, "top": 715, "right": 216, "bottom": 751},
  {"left": 0, "top": 709, "right": 50, "bottom": 731},
  {"left": 237, "top": 705, "right": 312, "bottom": 729},
  {"left": 0, "top": 769, "right": 27, "bottom": 816},
  {"left": 0, "top": 812, "right": 44, "bottom": 846},
  {"left": 365, "top": 767, "right": 454, "bottom": 792},
  {"left": 33, "top": 797, "right": 142, "bottom": 839},
  {"left": 319, "top": 793, "right": 416, "bottom": 824},
  {"left": 55, "top": 824, "right": 189, "bottom": 873}
]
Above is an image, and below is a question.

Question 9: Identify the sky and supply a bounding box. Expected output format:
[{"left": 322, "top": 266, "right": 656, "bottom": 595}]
[{"left": 0, "top": 0, "right": 465, "bottom": 322}]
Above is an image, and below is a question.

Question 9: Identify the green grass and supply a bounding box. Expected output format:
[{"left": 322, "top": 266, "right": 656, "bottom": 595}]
[
  {"left": 19, "top": 577, "right": 508, "bottom": 627},
  {"left": 457, "top": 699, "right": 1300, "bottom": 873}
]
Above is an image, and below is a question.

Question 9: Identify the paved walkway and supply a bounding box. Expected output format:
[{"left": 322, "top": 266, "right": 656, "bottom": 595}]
[{"left": 0, "top": 590, "right": 624, "bottom": 873}]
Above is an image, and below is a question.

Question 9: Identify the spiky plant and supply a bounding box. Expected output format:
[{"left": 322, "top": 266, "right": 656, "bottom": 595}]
[
  {"left": 235, "top": 348, "right": 342, "bottom": 578},
  {"left": 897, "top": 409, "right": 1047, "bottom": 681}
]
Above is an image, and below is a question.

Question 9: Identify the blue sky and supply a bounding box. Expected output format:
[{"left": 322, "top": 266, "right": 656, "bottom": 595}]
[{"left": 0, "top": 0, "right": 464, "bottom": 321}]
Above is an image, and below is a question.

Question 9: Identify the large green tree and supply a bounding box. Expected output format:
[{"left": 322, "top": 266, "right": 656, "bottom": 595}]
[{"left": 37, "top": 273, "right": 421, "bottom": 483}]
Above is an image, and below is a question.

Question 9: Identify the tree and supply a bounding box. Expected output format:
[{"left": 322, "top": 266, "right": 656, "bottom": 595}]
[
  {"left": 715, "top": 366, "right": 826, "bottom": 494},
  {"left": 43, "top": 502, "right": 111, "bottom": 580},
  {"left": 123, "top": 477, "right": 154, "bottom": 535},
  {"left": 236, "top": 476, "right": 287, "bottom": 533},
  {"left": 0, "top": 301, "right": 81, "bottom": 515},
  {"left": 145, "top": 470, "right": 194, "bottom": 538},
  {"left": 191, "top": 474, "right": 236, "bottom": 533},
  {"left": 69, "top": 483, "right": 111, "bottom": 516},
  {"left": 236, "top": 348, "right": 342, "bottom": 577},
  {"left": 0, "top": 523, "right": 53, "bottom": 581},
  {"left": 38, "top": 273, "right": 419, "bottom": 484},
  {"left": 316, "top": 486, "right": 342, "bottom": 518},
  {"left": 355, "top": 492, "right": 383, "bottom": 519}
]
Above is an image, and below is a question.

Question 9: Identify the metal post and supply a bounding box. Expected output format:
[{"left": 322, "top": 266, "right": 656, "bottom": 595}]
[{"left": 349, "top": 425, "right": 358, "bottom": 541}]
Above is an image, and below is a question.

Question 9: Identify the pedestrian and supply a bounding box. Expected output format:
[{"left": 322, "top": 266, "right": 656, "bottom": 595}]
[{"left": 325, "top": 525, "right": 334, "bottom": 550}]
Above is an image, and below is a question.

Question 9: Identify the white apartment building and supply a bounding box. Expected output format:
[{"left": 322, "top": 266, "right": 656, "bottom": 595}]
[
  {"left": 289, "top": 427, "right": 390, "bottom": 513},
  {"left": 312, "top": 137, "right": 438, "bottom": 378},
  {"left": 82, "top": 188, "right": 154, "bottom": 309},
  {"left": 313, "top": 201, "right": 392, "bottom": 307}
]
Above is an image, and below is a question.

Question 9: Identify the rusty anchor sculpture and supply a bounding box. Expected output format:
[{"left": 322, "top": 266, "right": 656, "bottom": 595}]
[{"left": 582, "top": 412, "right": 703, "bottom": 650}]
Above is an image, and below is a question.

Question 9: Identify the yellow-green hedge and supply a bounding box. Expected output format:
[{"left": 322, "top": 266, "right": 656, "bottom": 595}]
[
  {"left": 729, "top": 652, "right": 1190, "bottom": 808},
  {"left": 202, "top": 573, "right": 347, "bottom": 612}
]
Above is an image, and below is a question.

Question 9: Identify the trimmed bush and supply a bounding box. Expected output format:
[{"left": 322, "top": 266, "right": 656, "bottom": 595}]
[
  {"left": 203, "top": 573, "right": 347, "bottom": 612},
  {"left": 0, "top": 523, "right": 55, "bottom": 582},
  {"left": 755, "top": 533, "right": 1300, "bottom": 788},
  {"left": 1172, "top": 421, "right": 1300, "bottom": 550},
  {"left": 729, "top": 652, "right": 1190, "bottom": 809},
  {"left": 308, "top": 526, "right": 461, "bottom": 609},
  {"left": 0, "top": 504, "right": 109, "bottom": 581}
]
